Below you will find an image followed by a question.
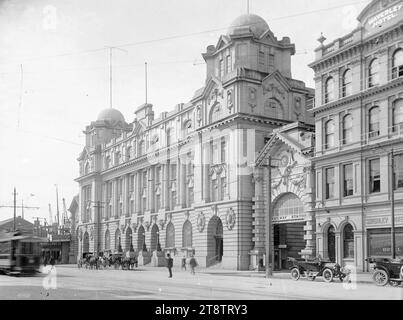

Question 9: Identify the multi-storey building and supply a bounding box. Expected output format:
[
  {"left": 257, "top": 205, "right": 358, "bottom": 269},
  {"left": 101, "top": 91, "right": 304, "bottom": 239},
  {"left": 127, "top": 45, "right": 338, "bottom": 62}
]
[
  {"left": 75, "top": 13, "right": 314, "bottom": 270},
  {"left": 309, "top": 0, "right": 403, "bottom": 271}
]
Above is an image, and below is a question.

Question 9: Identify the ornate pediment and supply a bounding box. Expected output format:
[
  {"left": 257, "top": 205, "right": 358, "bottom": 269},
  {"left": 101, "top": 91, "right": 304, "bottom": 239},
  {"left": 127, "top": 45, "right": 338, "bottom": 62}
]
[
  {"left": 262, "top": 71, "right": 291, "bottom": 100},
  {"left": 358, "top": 0, "right": 402, "bottom": 23}
]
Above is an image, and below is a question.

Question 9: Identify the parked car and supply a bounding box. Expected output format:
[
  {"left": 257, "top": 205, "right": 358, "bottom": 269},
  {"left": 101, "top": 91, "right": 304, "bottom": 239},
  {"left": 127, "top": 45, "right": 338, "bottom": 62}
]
[
  {"left": 367, "top": 257, "right": 403, "bottom": 287},
  {"left": 288, "top": 257, "right": 349, "bottom": 283}
]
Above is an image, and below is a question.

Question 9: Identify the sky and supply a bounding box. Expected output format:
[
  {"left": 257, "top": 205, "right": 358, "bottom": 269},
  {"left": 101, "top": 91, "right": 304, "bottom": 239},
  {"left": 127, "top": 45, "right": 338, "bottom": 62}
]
[{"left": 0, "top": 0, "right": 370, "bottom": 223}]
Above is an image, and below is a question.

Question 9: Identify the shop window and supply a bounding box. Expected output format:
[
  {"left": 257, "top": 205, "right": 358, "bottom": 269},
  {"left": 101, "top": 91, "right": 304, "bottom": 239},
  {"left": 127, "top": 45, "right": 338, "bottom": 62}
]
[
  {"left": 342, "top": 114, "right": 353, "bottom": 144},
  {"left": 392, "top": 49, "right": 403, "bottom": 79},
  {"left": 343, "top": 224, "right": 354, "bottom": 259},
  {"left": 324, "top": 119, "right": 335, "bottom": 149},
  {"left": 369, "top": 106, "right": 380, "bottom": 138},
  {"left": 369, "top": 158, "right": 380, "bottom": 193},
  {"left": 324, "top": 77, "right": 335, "bottom": 103},
  {"left": 325, "top": 167, "right": 335, "bottom": 199},
  {"left": 368, "top": 58, "right": 379, "bottom": 87},
  {"left": 343, "top": 164, "right": 354, "bottom": 197},
  {"left": 342, "top": 69, "right": 352, "bottom": 97}
]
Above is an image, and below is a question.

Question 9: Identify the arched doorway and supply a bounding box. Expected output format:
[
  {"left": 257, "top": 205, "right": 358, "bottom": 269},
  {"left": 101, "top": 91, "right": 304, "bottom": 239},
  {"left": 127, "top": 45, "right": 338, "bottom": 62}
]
[
  {"left": 137, "top": 225, "right": 146, "bottom": 251},
  {"left": 272, "top": 193, "right": 305, "bottom": 270},
  {"left": 328, "top": 225, "right": 336, "bottom": 262},
  {"left": 83, "top": 231, "right": 89, "bottom": 254},
  {"left": 342, "top": 224, "right": 354, "bottom": 260},
  {"left": 115, "top": 229, "right": 122, "bottom": 252},
  {"left": 150, "top": 224, "right": 159, "bottom": 252},
  {"left": 207, "top": 216, "right": 223, "bottom": 266},
  {"left": 104, "top": 230, "right": 110, "bottom": 252},
  {"left": 125, "top": 227, "right": 133, "bottom": 252}
]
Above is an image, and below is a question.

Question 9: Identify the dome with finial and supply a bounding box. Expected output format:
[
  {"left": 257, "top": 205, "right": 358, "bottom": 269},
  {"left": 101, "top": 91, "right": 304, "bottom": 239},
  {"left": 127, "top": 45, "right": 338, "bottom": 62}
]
[
  {"left": 227, "top": 13, "right": 270, "bottom": 38},
  {"left": 96, "top": 108, "right": 126, "bottom": 124}
]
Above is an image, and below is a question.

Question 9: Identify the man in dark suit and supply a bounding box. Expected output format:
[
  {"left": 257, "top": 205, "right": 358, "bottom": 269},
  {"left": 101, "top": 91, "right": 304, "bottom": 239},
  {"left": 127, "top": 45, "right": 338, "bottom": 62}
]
[{"left": 166, "top": 253, "right": 173, "bottom": 278}]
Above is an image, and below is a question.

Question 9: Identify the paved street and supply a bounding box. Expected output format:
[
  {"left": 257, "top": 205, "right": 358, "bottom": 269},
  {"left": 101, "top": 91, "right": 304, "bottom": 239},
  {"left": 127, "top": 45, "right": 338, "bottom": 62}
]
[{"left": 0, "top": 265, "right": 402, "bottom": 300}]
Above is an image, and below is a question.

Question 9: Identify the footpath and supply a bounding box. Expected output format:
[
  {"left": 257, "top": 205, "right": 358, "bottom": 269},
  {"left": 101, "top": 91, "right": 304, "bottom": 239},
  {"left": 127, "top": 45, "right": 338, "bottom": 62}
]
[{"left": 58, "top": 263, "right": 374, "bottom": 284}]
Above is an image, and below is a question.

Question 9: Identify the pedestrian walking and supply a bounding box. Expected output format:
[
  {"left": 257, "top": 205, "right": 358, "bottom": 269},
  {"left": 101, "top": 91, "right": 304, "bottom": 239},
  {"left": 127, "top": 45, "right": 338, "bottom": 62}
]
[
  {"left": 166, "top": 253, "right": 173, "bottom": 278},
  {"left": 181, "top": 255, "right": 187, "bottom": 271},
  {"left": 189, "top": 255, "right": 198, "bottom": 275}
]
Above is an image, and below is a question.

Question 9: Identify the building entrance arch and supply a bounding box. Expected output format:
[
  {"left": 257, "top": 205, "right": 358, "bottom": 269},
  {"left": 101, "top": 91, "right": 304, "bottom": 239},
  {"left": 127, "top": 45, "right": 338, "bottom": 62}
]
[
  {"left": 207, "top": 216, "right": 223, "bottom": 266},
  {"left": 272, "top": 193, "right": 306, "bottom": 270}
]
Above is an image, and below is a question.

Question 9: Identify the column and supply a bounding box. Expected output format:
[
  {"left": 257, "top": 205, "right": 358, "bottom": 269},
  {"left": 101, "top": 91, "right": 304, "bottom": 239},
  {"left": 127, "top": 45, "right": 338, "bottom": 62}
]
[
  {"left": 148, "top": 166, "right": 155, "bottom": 212},
  {"left": 122, "top": 174, "right": 129, "bottom": 217},
  {"left": 202, "top": 141, "right": 210, "bottom": 202},
  {"left": 163, "top": 161, "right": 170, "bottom": 210},
  {"left": 112, "top": 179, "right": 117, "bottom": 218},
  {"left": 135, "top": 172, "right": 141, "bottom": 214}
]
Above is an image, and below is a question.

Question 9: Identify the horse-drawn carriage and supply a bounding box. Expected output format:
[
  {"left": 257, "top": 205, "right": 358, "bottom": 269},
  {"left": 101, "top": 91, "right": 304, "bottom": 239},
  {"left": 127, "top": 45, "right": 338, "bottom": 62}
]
[
  {"left": 77, "top": 251, "right": 138, "bottom": 270},
  {"left": 367, "top": 257, "right": 403, "bottom": 287},
  {"left": 288, "top": 257, "right": 349, "bottom": 282}
]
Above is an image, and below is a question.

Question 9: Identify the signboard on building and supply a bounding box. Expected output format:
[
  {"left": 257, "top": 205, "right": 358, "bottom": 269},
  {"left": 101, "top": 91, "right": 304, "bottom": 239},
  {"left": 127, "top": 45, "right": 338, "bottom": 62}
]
[
  {"left": 366, "top": 215, "right": 403, "bottom": 228},
  {"left": 368, "top": 228, "right": 403, "bottom": 257},
  {"left": 364, "top": 2, "right": 403, "bottom": 36}
]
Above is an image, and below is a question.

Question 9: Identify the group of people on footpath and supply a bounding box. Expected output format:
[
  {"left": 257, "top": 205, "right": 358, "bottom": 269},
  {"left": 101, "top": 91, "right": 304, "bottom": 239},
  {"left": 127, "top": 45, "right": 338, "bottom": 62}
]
[{"left": 165, "top": 253, "right": 198, "bottom": 278}]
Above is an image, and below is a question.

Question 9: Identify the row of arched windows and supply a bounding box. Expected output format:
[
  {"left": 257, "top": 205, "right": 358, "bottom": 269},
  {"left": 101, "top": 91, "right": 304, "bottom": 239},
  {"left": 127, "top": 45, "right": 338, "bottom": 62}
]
[
  {"left": 324, "top": 99, "right": 403, "bottom": 149},
  {"left": 102, "top": 221, "right": 193, "bottom": 252},
  {"left": 324, "top": 49, "right": 403, "bottom": 104}
]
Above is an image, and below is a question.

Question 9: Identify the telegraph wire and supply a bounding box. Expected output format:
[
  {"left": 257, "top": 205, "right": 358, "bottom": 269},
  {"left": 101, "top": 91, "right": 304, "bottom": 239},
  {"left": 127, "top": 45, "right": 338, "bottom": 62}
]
[{"left": 0, "top": 0, "right": 368, "bottom": 67}]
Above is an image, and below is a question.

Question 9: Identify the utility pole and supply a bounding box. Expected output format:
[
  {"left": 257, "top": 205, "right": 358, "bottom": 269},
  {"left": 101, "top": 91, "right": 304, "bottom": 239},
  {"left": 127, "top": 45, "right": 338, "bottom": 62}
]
[
  {"left": 90, "top": 201, "right": 104, "bottom": 256},
  {"left": 265, "top": 156, "right": 273, "bottom": 277},
  {"left": 390, "top": 148, "right": 396, "bottom": 259},
  {"left": 104, "top": 46, "right": 128, "bottom": 109},
  {"left": 145, "top": 62, "right": 148, "bottom": 104},
  {"left": 55, "top": 184, "right": 60, "bottom": 227},
  {"left": 0, "top": 188, "right": 39, "bottom": 232}
]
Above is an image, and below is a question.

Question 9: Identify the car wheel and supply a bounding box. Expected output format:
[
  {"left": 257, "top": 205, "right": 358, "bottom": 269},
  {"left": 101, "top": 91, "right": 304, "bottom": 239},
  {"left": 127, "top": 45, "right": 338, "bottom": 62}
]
[
  {"left": 323, "top": 269, "right": 334, "bottom": 283},
  {"left": 372, "top": 269, "right": 389, "bottom": 286},
  {"left": 290, "top": 268, "right": 300, "bottom": 281}
]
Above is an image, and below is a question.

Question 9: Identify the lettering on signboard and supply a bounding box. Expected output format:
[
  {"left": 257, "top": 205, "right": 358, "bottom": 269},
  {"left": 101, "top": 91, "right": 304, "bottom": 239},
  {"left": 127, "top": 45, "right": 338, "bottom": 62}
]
[{"left": 367, "top": 3, "right": 403, "bottom": 29}]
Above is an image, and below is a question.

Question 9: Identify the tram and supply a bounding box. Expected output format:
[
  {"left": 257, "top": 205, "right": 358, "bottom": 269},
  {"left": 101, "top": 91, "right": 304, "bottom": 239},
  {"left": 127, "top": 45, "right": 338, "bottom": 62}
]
[{"left": 0, "top": 231, "right": 43, "bottom": 275}]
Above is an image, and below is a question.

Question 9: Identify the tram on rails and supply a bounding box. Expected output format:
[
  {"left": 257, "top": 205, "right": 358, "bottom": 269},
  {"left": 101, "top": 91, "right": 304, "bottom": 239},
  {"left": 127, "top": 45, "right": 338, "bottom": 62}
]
[{"left": 0, "top": 231, "right": 43, "bottom": 275}]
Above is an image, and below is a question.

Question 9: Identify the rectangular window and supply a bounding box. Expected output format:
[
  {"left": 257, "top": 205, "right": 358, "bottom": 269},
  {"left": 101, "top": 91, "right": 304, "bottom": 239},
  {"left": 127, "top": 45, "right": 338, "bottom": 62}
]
[
  {"left": 156, "top": 194, "right": 161, "bottom": 212},
  {"left": 220, "top": 59, "right": 224, "bottom": 77},
  {"left": 343, "top": 164, "right": 354, "bottom": 197},
  {"left": 394, "top": 154, "right": 403, "bottom": 189},
  {"left": 325, "top": 168, "right": 335, "bottom": 199},
  {"left": 268, "top": 54, "right": 275, "bottom": 67},
  {"left": 258, "top": 51, "right": 265, "bottom": 65},
  {"left": 369, "top": 159, "right": 381, "bottom": 193},
  {"left": 221, "top": 138, "right": 226, "bottom": 163},
  {"left": 171, "top": 164, "right": 177, "bottom": 181}
]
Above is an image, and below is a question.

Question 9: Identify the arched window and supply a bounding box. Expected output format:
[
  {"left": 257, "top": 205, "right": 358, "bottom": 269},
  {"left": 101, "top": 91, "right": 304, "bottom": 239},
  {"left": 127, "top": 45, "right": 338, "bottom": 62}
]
[
  {"left": 368, "top": 58, "right": 379, "bottom": 87},
  {"left": 325, "top": 119, "right": 335, "bottom": 149},
  {"left": 392, "top": 99, "right": 403, "bottom": 133},
  {"left": 342, "top": 69, "right": 352, "bottom": 97},
  {"left": 182, "top": 221, "right": 192, "bottom": 248},
  {"left": 342, "top": 114, "right": 353, "bottom": 144},
  {"left": 369, "top": 106, "right": 380, "bottom": 138},
  {"left": 324, "top": 77, "right": 335, "bottom": 103},
  {"left": 343, "top": 224, "right": 354, "bottom": 259},
  {"left": 327, "top": 225, "right": 336, "bottom": 262},
  {"left": 392, "top": 49, "right": 403, "bottom": 79},
  {"left": 165, "top": 222, "right": 175, "bottom": 248}
]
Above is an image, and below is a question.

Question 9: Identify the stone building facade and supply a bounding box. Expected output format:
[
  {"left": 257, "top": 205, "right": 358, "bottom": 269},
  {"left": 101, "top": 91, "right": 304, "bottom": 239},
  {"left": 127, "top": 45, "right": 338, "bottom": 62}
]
[
  {"left": 309, "top": 0, "right": 403, "bottom": 271},
  {"left": 74, "top": 13, "right": 314, "bottom": 270}
]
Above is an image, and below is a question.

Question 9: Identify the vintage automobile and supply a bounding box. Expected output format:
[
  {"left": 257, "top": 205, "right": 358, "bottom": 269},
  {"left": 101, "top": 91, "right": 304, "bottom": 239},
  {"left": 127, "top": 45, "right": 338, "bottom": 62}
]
[
  {"left": 367, "top": 257, "right": 403, "bottom": 287},
  {"left": 288, "top": 257, "right": 349, "bottom": 283}
]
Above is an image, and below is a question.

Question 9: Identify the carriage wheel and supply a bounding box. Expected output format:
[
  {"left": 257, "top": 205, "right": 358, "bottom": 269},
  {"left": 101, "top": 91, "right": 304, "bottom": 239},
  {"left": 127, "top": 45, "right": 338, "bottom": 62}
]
[
  {"left": 290, "top": 268, "right": 300, "bottom": 281},
  {"left": 372, "top": 270, "right": 389, "bottom": 286},
  {"left": 323, "top": 269, "right": 334, "bottom": 283}
]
